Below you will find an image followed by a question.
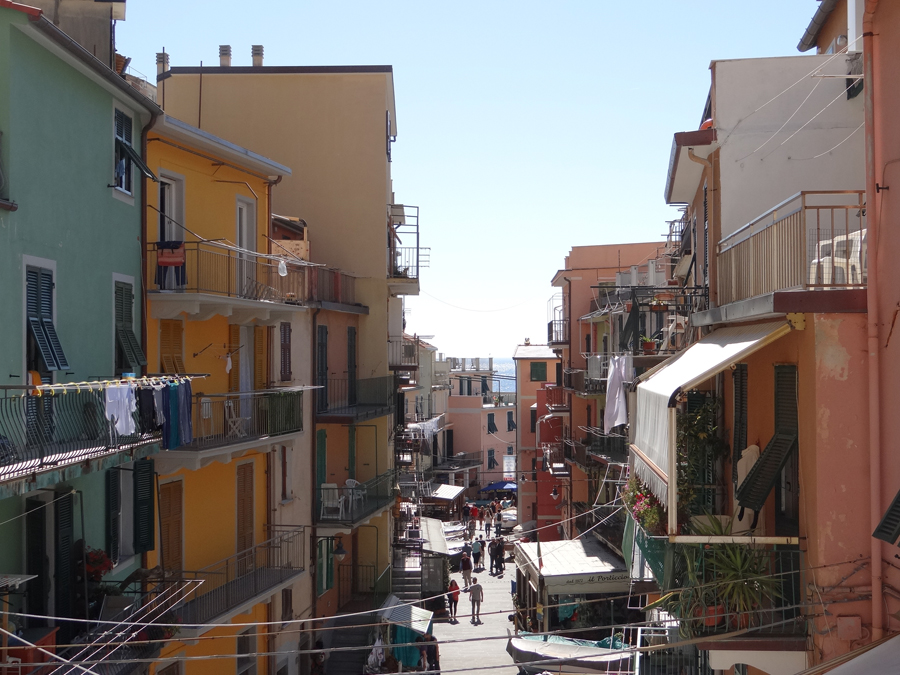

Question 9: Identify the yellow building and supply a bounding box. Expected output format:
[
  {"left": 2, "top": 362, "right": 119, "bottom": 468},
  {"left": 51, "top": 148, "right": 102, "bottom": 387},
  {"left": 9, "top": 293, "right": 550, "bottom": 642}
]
[{"left": 142, "top": 115, "right": 309, "bottom": 675}]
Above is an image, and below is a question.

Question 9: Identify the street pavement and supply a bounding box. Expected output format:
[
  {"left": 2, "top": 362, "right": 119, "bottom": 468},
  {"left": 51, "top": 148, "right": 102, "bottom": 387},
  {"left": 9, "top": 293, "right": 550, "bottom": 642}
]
[{"left": 431, "top": 558, "right": 519, "bottom": 675}]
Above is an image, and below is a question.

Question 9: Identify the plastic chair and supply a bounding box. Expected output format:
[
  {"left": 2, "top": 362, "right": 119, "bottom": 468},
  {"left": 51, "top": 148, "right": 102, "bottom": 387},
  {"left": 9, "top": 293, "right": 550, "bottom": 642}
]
[
  {"left": 345, "top": 478, "right": 367, "bottom": 514},
  {"left": 320, "top": 483, "right": 345, "bottom": 520}
]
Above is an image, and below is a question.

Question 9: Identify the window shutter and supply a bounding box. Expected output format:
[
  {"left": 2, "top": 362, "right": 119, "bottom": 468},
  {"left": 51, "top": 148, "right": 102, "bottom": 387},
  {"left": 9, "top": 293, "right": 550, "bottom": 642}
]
[
  {"left": 530, "top": 409, "right": 537, "bottom": 433},
  {"left": 446, "top": 429, "right": 454, "bottom": 454},
  {"left": 27, "top": 268, "right": 68, "bottom": 370},
  {"left": 488, "top": 448, "right": 497, "bottom": 469},
  {"left": 316, "top": 325, "right": 328, "bottom": 411},
  {"left": 774, "top": 365, "right": 798, "bottom": 433},
  {"left": 732, "top": 364, "right": 748, "bottom": 485},
  {"left": 873, "top": 488, "right": 900, "bottom": 544},
  {"left": 160, "top": 320, "right": 184, "bottom": 374},
  {"left": 481, "top": 376, "right": 489, "bottom": 394},
  {"left": 507, "top": 411, "right": 516, "bottom": 431},
  {"left": 132, "top": 458, "right": 155, "bottom": 554},
  {"left": 115, "top": 282, "right": 146, "bottom": 369},
  {"left": 229, "top": 324, "right": 241, "bottom": 392},
  {"left": 26, "top": 268, "right": 41, "bottom": 317},
  {"left": 106, "top": 469, "right": 121, "bottom": 565},
  {"left": 254, "top": 325, "right": 267, "bottom": 390},
  {"left": 280, "top": 322, "right": 292, "bottom": 382},
  {"left": 487, "top": 414, "right": 498, "bottom": 434},
  {"left": 54, "top": 491, "right": 75, "bottom": 620},
  {"left": 237, "top": 463, "right": 254, "bottom": 554},
  {"left": 159, "top": 480, "right": 183, "bottom": 571}
]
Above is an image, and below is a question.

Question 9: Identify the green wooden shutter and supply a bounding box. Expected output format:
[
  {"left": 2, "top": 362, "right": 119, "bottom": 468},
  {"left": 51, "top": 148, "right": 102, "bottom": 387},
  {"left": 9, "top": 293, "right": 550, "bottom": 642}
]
[
  {"left": 507, "top": 411, "right": 516, "bottom": 431},
  {"left": 487, "top": 413, "right": 498, "bottom": 434},
  {"left": 774, "top": 365, "right": 798, "bottom": 433},
  {"left": 133, "top": 458, "right": 156, "bottom": 554},
  {"left": 316, "top": 325, "right": 328, "bottom": 411},
  {"left": 348, "top": 426, "right": 356, "bottom": 481},
  {"left": 280, "top": 322, "right": 292, "bottom": 382},
  {"left": 347, "top": 327, "right": 357, "bottom": 405},
  {"left": 873, "top": 488, "right": 900, "bottom": 544},
  {"left": 732, "top": 364, "right": 748, "bottom": 486},
  {"left": 115, "top": 282, "right": 146, "bottom": 370},
  {"left": 54, "top": 491, "right": 74, "bottom": 620},
  {"left": 39, "top": 269, "right": 68, "bottom": 370},
  {"left": 106, "top": 469, "right": 121, "bottom": 565},
  {"left": 26, "top": 267, "right": 67, "bottom": 371}
]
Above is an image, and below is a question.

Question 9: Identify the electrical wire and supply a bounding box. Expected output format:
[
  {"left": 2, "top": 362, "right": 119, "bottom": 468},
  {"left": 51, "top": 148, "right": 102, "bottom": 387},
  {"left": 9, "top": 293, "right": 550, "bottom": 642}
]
[
  {"left": 419, "top": 290, "right": 534, "bottom": 313},
  {"left": 0, "top": 489, "right": 75, "bottom": 529},
  {"left": 789, "top": 122, "right": 864, "bottom": 161}
]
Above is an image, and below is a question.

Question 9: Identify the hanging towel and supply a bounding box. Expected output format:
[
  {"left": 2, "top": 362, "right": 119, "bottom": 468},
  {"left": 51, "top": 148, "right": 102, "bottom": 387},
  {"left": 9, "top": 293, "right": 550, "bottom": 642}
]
[
  {"left": 226, "top": 354, "right": 233, "bottom": 374},
  {"left": 137, "top": 387, "right": 157, "bottom": 433},
  {"left": 604, "top": 354, "right": 633, "bottom": 432},
  {"left": 178, "top": 380, "right": 193, "bottom": 445},
  {"left": 105, "top": 383, "right": 136, "bottom": 436},
  {"left": 167, "top": 382, "right": 180, "bottom": 449},
  {"left": 153, "top": 388, "right": 166, "bottom": 427}
]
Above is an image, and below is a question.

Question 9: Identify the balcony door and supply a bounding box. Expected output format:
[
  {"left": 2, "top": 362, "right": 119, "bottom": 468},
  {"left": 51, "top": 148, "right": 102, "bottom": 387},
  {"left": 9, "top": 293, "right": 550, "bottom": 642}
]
[
  {"left": 159, "top": 480, "right": 183, "bottom": 573},
  {"left": 237, "top": 462, "right": 255, "bottom": 574},
  {"left": 236, "top": 198, "right": 256, "bottom": 298}
]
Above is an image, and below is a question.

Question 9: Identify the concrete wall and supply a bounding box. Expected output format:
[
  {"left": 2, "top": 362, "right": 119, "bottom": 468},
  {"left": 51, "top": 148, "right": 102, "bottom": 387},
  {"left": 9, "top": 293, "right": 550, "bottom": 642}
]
[{"left": 713, "top": 55, "right": 865, "bottom": 239}]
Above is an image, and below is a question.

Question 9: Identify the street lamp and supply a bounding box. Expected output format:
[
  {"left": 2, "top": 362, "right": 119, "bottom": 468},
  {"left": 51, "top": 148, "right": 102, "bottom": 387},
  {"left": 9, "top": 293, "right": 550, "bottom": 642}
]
[
  {"left": 550, "top": 485, "right": 559, "bottom": 500},
  {"left": 333, "top": 537, "right": 347, "bottom": 562}
]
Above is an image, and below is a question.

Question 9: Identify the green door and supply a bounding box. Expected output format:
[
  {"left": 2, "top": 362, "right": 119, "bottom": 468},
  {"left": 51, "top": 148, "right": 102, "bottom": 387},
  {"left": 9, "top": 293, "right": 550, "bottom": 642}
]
[
  {"left": 348, "top": 425, "right": 356, "bottom": 481},
  {"left": 317, "top": 429, "right": 327, "bottom": 513}
]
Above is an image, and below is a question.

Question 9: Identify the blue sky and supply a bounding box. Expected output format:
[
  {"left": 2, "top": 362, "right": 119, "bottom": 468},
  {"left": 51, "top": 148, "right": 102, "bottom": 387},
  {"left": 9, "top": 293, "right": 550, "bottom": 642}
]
[{"left": 118, "top": 1, "right": 819, "bottom": 358}]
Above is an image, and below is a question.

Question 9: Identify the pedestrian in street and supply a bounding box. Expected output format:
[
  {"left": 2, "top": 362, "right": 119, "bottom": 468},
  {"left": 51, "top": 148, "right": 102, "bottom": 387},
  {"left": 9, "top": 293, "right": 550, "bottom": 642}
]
[
  {"left": 477, "top": 506, "right": 485, "bottom": 532},
  {"left": 424, "top": 632, "right": 440, "bottom": 672},
  {"left": 462, "top": 540, "right": 472, "bottom": 557},
  {"left": 487, "top": 538, "right": 498, "bottom": 575},
  {"left": 495, "top": 537, "right": 506, "bottom": 573},
  {"left": 462, "top": 502, "right": 470, "bottom": 525},
  {"left": 446, "top": 579, "right": 460, "bottom": 622},
  {"left": 460, "top": 552, "right": 473, "bottom": 587},
  {"left": 494, "top": 511, "right": 502, "bottom": 537},
  {"left": 467, "top": 517, "right": 476, "bottom": 542},
  {"left": 469, "top": 577, "right": 484, "bottom": 624},
  {"left": 483, "top": 509, "right": 491, "bottom": 535},
  {"left": 471, "top": 537, "right": 482, "bottom": 570},
  {"left": 470, "top": 504, "right": 479, "bottom": 526}
]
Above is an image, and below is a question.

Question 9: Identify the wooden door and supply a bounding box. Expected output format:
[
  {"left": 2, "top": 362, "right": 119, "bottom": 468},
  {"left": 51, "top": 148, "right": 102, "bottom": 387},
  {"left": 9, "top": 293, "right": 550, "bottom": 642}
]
[
  {"left": 237, "top": 463, "right": 255, "bottom": 572},
  {"left": 159, "top": 481, "right": 184, "bottom": 572}
]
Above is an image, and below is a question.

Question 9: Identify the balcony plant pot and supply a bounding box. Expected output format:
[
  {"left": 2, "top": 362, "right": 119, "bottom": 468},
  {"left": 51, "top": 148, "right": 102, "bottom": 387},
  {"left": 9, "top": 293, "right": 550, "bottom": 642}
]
[
  {"left": 694, "top": 604, "right": 726, "bottom": 627},
  {"left": 642, "top": 342, "right": 657, "bottom": 355}
]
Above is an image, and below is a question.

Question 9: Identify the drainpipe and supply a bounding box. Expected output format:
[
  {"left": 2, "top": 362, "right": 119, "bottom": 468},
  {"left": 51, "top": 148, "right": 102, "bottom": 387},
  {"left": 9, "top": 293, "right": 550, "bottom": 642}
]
[
  {"left": 863, "top": 0, "right": 883, "bottom": 641},
  {"left": 311, "top": 308, "right": 321, "bottom": 619},
  {"left": 140, "top": 108, "right": 160, "bottom": 377}
]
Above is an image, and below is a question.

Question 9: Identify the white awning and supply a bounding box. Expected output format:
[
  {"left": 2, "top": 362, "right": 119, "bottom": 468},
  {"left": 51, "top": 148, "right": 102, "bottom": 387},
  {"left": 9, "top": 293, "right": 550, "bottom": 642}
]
[
  {"left": 633, "top": 321, "right": 792, "bottom": 504},
  {"left": 428, "top": 483, "right": 465, "bottom": 502},
  {"left": 514, "top": 538, "right": 630, "bottom": 595},
  {"left": 379, "top": 594, "right": 433, "bottom": 635}
]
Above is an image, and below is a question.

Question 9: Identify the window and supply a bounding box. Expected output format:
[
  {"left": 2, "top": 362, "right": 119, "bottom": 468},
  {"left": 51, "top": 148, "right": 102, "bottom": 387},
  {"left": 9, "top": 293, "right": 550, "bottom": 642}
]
[
  {"left": 487, "top": 448, "right": 498, "bottom": 470},
  {"left": 316, "top": 325, "right": 328, "bottom": 412},
  {"left": 281, "top": 587, "right": 293, "bottom": 622},
  {"left": 530, "top": 362, "right": 547, "bottom": 381},
  {"left": 115, "top": 281, "right": 146, "bottom": 374},
  {"left": 26, "top": 266, "right": 68, "bottom": 372},
  {"left": 157, "top": 665, "right": 180, "bottom": 675},
  {"left": 507, "top": 411, "right": 516, "bottom": 431},
  {"left": 280, "top": 446, "right": 292, "bottom": 501},
  {"left": 507, "top": 446, "right": 514, "bottom": 455},
  {"left": 253, "top": 325, "right": 267, "bottom": 390},
  {"left": 530, "top": 409, "right": 537, "bottom": 433},
  {"left": 113, "top": 109, "right": 155, "bottom": 194},
  {"left": 317, "top": 538, "right": 334, "bottom": 595},
  {"left": 237, "top": 628, "right": 257, "bottom": 675},
  {"left": 158, "top": 175, "right": 184, "bottom": 241},
  {"left": 159, "top": 320, "right": 185, "bottom": 374},
  {"left": 487, "top": 413, "right": 498, "bottom": 434}
]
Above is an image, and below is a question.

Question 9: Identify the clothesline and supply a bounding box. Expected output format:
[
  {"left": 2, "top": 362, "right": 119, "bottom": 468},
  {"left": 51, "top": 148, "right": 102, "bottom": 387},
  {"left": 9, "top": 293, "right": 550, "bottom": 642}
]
[{"left": 1, "top": 374, "right": 208, "bottom": 398}]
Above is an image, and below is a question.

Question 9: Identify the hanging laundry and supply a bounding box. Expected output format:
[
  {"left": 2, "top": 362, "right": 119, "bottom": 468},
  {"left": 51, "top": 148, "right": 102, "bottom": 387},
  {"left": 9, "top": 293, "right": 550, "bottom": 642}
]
[
  {"left": 152, "top": 387, "right": 166, "bottom": 428},
  {"left": 177, "top": 380, "right": 193, "bottom": 445},
  {"left": 226, "top": 354, "right": 233, "bottom": 374},
  {"left": 105, "top": 383, "right": 136, "bottom": 436},
  {"left": 167, "top": 382, "right": 181, "bottom": 449},
  {"left": 136, "top": 387, "right": 157, "bottom": 433}
]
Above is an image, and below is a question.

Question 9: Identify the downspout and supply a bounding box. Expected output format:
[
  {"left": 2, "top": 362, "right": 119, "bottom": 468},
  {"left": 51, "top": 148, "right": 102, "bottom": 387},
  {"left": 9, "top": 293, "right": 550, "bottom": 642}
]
[
  {"left": 687, "top": 148, "right": 715, "bottom": 307},
  {"left": 863, "top": 0, "right": 883, "bottom": 641},
  {"left": 140, "top": 109, "right": 160, "bottom": 377},
  {"left": 311, "top": 307, "right": 321, "bottom": 619}
]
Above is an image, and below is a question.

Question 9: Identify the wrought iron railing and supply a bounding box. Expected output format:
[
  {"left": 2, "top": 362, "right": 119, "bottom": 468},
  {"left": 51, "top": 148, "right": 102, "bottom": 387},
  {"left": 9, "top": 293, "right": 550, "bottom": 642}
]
[
  {"left": 310, "top": 267, "right": 356, "bottom": 304},
  {"left": 547, "top": 319, "right": 569, "bottom": 344},
  {"left": 338, "top": 563, "right": 377, "bottom": 609},
  {"left": 0, "top": 386, "right": 161, "bottom": 481},
  {"left": 316, "top": 375, "right": 395, "bottom": 420},
  {"left": 542, "top": 442, "right": 570, "bottom": 477},
  {"left": 718, "top": 190, "right": 866, "bottom": 304},
  {"left": 148, "top": 241, "right": 308, "bottom": 304},
  {"left": 316, "top": 470, "right": 397, "bottom": 525},
  {"left": 179, "top": 527, "right": 305, "bottom": 625},
  {"left": 587, "top": 434, "right": 628, "bottom": 464},
  {"left": 544, "top": 386, "right": 568, "bottom": 409},
  {"left": 185, "top": 390, "right": 303, "bottom": 451},
  {"left": 389, "top": 335, "right": 419, "bottom": 370},
  {"left": 432, "top": 451, "right": 483, "bottom": 472},
  {"left": 388, "top": 204, "right": 421, "bottom": 280}
]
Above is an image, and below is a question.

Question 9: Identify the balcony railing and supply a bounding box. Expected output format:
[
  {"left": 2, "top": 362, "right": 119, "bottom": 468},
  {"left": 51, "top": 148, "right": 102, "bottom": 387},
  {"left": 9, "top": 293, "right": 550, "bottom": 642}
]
[
  {"left": 587, "top": 434, "right": 628, "bottom": 464},
  {"left": 148, "top": 241, "right": 308, "bottom": 303},
  {"left": 316, "top": 470, "right": 397, "bottom": 525},
  {"left": 316, "top": 375, "right": 395, "bottom": 421},
  {"left": 180, "top": 526, "right": 305, "bottom": 626},
  {"left": 404, "top": 395, "right": 444, "bottom": 423},
  {"left": 388, "top": 204, "right": 421, "bottom": 280},
  {"left": 432, "top": 451, "right": 483, "bottom": 472},
  {"left": 542, "top": 442, "right": 570, "bottom": 477},
  {"left": 544, "top": 386, "right": 568, "bottom": 410},
  {"left": 182, "top": 390, "right": 303, "bottom": 451},
  {"left": 389, "top": 335, "right": 419, "bottom": 370},
  {"left": 547, "top": 319, "right": 569, "bottom": 345},
  {"left": 0, "top": 386, "right": 161, "bottom": 481},
  {"left": 310, "top": 266, "right": 356, "bottom": 305},
  {"left": 718, "top": 190, "right": 866, "bottom": 305},
  {"left": 483, "top": 392, "right": 516, "bottom": 407}
]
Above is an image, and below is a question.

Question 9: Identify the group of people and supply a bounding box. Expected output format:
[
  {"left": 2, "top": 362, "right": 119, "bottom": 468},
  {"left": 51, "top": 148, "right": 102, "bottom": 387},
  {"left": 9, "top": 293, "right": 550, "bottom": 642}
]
[
  {"left": 445, "top": 575, "right": 483, "bottom": 625},
  {"left": 461, "top": 497, "right": 513, "bottom": 541}
]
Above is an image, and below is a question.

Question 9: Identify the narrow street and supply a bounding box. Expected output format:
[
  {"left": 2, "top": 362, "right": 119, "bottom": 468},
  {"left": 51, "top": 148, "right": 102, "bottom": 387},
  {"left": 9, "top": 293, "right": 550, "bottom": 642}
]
[{"left": 431, "top": 561, "right": 519, "bottom": 675}]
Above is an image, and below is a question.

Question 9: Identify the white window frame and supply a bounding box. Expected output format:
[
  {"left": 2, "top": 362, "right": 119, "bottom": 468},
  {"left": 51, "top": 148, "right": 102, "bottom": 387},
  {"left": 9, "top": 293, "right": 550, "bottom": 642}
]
[
  {"left": 22, "top": 254, "right": 57, "bottom": 384},
  {"left": 157, "top": 170, "right": 186, "bottom": 242},
  {"left": 112, "top": 105, "right": 137, "bottom": 202}
]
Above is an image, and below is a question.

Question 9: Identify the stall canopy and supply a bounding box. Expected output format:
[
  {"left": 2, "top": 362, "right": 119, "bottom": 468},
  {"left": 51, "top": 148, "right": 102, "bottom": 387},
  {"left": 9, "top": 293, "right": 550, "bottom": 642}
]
[
  {"left": 514, "top": 537, "right": 631, "bottom": 595},
  {"left": 633, "top": 321, "right": 793, "bottom": 503},
  {"left": 429, "top": 483, "right": 465, "bottom": 501},
  {"left": 480, "top": 481, "right": 517, "bottom": 492},
  {"left": 379, "top": 594, "right": 434, "bottom": 634}
]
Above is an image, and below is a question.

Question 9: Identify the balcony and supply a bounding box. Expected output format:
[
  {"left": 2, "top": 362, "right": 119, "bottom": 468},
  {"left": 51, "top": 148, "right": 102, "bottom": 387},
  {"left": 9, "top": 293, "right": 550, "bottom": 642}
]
[
  {"left": 718, "top": 190, "right": 866, "bottom": 305},
  {"left": 547, "top": 319, "right": 569, "bottom": 345},
  {"left": 180, "top": 526, "right": 305, "bottom": 628},
  {"left": 310, "top": 266, "right": 357, "bottom": 306},
  {"left": 316, "top": 375, "right": 395, "bottom": 421},
  {"left": 587, "top": 434, "right": 628, "bottom": 464},
  {"left": 404, "top": 395, "right": 444, "bottom": 423},
  {"left": 432, "top": 362, "right": 451, "bottom": 389},
  {"left": 180, "top": 390, "right": 303, "bottom": 452},
  {"left": 389, "top": 335, "right": 419, "bottom": 371},
  {"left": 430, "top": 451, "right": 483, "bottom": 477},
  {"left": 316, "top": 469, "right": 397, "bottom": 526},
  {"left": 544, "top": 385, "right": 569, "bottom": 411},
  {"left": 0, "top": 386, "right": 161, "bottom": 483},
  {"left": 388, "top": 204, "right": 427, "bottom": 295},
  {"left": 542, "top": 442, "right": 570, "bottom": 477}
]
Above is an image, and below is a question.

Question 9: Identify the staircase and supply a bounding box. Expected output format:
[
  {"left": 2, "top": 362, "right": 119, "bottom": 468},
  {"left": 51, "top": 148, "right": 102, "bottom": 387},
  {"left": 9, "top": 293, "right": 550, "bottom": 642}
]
[
  {"left": 324, "top": 611, "right": 378, "bottom": 675},
  {"left": 391, "top": 566, "right": 422, "bottom": 603}
]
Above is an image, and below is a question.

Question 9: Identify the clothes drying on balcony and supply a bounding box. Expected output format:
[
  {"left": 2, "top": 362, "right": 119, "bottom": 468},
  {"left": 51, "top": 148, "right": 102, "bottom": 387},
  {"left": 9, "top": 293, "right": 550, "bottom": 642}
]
[
  {"left": 603, "top": 355, "right": 632, "bottom": 432},
  {"left": 155, "top": 241, "right": 187, "bottom": 289},
  {"left": 105, "top": 383, "right": 137, "bottom": 435}
]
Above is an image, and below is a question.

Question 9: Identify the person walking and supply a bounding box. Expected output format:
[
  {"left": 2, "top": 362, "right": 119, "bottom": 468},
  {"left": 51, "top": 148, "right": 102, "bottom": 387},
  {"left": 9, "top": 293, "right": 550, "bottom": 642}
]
[
  {"left": 423, "top": 633, "right": 440, "bottom": 673},
  {"left": 446, "top": 579, "right": 460, "bottom": 622},
  {"left": 471, "top": 537, "right": 482, "bottom": 570},
  {"left": 483, "top": 507, "right": 491, "bottom": 536},
  {"left": 469, "top": 577, "right": 484, "bottom": 624},
  {"left": 466, "top": 517, "right": 476, "bottom": 542},
  {"left": 487, "top": 538, "right": 497, "bottom": 575},
  {"left": 460, "top": 552, "right": 473, "bottom": 587},
  {"left": 495, "top": 537, "right": 506, "bottom": 573},
  {"left": 494, "top": 511, "right": 503, "bottom": 537},
  {"left": 477, "top": 506, "right": 485, "bottom": 533},
  {"left": 462, "top": 502, "right": 470, "bottom": 525}
]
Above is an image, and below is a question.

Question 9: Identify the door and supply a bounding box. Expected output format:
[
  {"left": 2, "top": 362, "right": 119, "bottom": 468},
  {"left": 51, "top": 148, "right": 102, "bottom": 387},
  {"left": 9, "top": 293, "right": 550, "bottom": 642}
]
[
  {"left": 316, "top": 430, "right": 327, "bottom": 514},
  {"left": 25, "top": 498, "right": 49, "bottom": 625},
  {"left": 54, "top": 492, "right": 74, "bottom": 628},
  {"left": 159, "top": 481, "right": 183, "bottom": 572},
  {"left": 236, "top": 199, "right": 255, "bottom": 297},
  {"left": 237, "top": 462, "right": 255, "bottom": 573},
  {"left": 316, "top": 325, "right": 328, "bottom": 411},
  {"left": 347, "top": 327, "right": 357, "bottom": 406}
]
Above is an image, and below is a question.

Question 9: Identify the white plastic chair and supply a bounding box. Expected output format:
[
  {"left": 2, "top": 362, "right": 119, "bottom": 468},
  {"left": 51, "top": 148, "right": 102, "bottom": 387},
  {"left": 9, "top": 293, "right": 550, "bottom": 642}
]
[
  {"left": 224, "top": 399, "right": 250, "bottom": 437},
  {"left": 345, "top": 478, "right": 366, "bottom": 514},
  {"left": 320, "top": 483, "right": 345, "bottom": 520}
]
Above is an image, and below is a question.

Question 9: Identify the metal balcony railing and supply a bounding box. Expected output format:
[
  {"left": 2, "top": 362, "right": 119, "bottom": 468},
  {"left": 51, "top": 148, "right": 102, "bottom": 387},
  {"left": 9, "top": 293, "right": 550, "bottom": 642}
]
[
  {"left": 404, "top": 395, "right": 444, "bottom": 423},
  {"left": 316, "top": 470, "right": 397, "bottom": 525},
  {"left": 148, "top": 241, "right": 308, "bottom": 304},
  {"left": 718, "top": 190, "right": 867, "bottom": 305},
  {"left": 316, "top": 375, "right": 395, "bottom": 421},
  {"left": 483, "top": 392, "right": 516, "bottom": 407},
  {"left": 544, "top": 386, "right": 568, "bottom": 410},
  {"left": 587, "top": 434, "right": 628, "bottom": 464},
  {"left": 542, "top": 442, "right": 570, "bottom": 477},
  {"left": 184, "top": 390, "right": 303, "bottom": 451},
  {"left": 547, "top": 319, "right": 569, "bottom": 344},
  {"left": 389, "top": 335, "right": 419, "bottom": 370},
  {"left": 310, "top": 267, "right": 356, "bottom": 304},
  {"left": 0, "top": 386, "right": 161, "bottom": 482},
  {"left": 388, "top": 204, "right": 421, "bottom": 280},
  {"left": 432, "top": 451, "right": 483, "bottom": 471},
  {"left": 179, "top": 527, "right": 306, "bottom": 625}
]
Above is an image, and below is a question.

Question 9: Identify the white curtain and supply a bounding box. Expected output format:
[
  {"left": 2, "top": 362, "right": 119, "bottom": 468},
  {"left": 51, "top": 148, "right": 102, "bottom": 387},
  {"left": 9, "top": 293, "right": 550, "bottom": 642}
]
[{"left": 603, "top": 354, "right": 632, "bottom": 432}]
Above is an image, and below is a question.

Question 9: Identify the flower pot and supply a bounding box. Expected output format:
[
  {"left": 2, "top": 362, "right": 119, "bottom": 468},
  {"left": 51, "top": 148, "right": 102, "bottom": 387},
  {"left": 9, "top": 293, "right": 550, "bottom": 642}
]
[
  {"left": 694, "top": 604, "right": 725, "bottom": 627},
  {"left": 729, "top": 612, "right": 750, "bottom": 629},
  {"left": 642, "top": 343, "right": 656, "bottom": 355}
]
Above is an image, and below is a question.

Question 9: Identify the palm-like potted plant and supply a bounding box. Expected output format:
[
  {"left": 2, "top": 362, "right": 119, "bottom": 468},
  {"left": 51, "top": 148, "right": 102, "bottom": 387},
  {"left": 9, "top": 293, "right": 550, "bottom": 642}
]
[{"left": 640, "top": 335, "right": 656, "bottom": 355}]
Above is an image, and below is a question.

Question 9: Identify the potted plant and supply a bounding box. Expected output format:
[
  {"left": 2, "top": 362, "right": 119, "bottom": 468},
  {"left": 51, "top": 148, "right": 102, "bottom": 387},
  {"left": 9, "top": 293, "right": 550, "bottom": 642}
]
[
  {"left": 640, "top": 335, "right": 656, "bottom": 355},
  {"left": 622, "top": 476, "right": 665, "bottom": 535},
  {"left": 83, "top": 546, "right": 114, "bottom": 582}
]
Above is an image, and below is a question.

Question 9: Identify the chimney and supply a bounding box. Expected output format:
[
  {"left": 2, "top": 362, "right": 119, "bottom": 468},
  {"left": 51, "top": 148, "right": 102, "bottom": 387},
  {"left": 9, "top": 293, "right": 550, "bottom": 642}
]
[
  {"left": 219, "top": 45, "right": 232, "bottom": 67},
  {"left": 251, "top": 45, "right": 264, "bottom": 67},
  {"left": 156, "top": 51, "right": 169, "bottom": 77}
]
